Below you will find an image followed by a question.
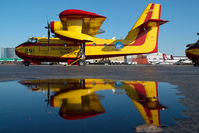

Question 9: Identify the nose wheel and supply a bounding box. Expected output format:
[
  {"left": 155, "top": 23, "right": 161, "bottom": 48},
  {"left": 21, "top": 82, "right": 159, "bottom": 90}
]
[
  {"left": 193, "top": 60, "right": 199, "bottom": 67},
  {"left": 194, "top": 62, "right": 199, "bottom": 67},
  {"left": 23, "top": 61, "right": 30, "bottom": 66}
]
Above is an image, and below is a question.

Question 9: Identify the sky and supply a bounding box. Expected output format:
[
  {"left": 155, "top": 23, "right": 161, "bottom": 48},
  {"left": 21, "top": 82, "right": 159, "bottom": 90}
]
[{"left": 0, "top": 0, "right": 199, "bottom": 56}]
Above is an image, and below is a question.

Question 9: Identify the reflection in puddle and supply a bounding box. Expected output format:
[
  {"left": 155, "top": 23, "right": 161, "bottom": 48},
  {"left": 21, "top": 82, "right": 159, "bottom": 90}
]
[{"left": 0, "top": 79, "right": 185, "bottom": 133}]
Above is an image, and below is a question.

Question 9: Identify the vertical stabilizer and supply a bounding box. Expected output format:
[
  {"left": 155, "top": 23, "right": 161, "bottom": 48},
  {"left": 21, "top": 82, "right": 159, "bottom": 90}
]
[{"left": 125, "top": 3, "right": 167, "bottom": 53}]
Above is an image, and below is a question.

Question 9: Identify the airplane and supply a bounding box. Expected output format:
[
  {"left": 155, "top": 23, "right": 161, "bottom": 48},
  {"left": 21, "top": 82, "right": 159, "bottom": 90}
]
[
  {"left": 19, "top": 78, "right": 167, "bottom": 132},
  {"left": 15, "top": 3, "right": 168, "bottom": 66},
  {"left": 185, "top": 37, "right": 199, "bottom": 67},
  {"left": 147, "top": 53, "right": 178, "bottom": 65}
]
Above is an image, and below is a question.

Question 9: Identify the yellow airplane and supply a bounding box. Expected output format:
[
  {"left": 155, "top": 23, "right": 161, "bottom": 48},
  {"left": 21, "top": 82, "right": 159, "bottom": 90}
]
[
  {"left": 15, "top": 3, "right": 168, "bottom": 66},
  {"left": 19, "top": 78, "right": 167, "bottom": 128}
]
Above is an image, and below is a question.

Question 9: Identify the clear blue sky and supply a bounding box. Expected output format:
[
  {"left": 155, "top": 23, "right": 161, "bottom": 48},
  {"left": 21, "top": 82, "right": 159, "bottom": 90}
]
[{"left": 1, "top": 0, "right": 199, "bottom": 56}]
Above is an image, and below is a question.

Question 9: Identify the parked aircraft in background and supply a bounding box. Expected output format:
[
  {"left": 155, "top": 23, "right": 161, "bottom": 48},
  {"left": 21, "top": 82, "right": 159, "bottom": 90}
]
[
  {"left": 15, "top": 3, "right": 168, "bottom": 66},
  {"left": 147, "top": 53, "right": 178, "bottom": 64}
]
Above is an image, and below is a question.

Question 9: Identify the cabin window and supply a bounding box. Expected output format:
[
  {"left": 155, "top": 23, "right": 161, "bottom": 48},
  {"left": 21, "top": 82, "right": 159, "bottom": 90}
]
[
  {"left": 104, "top": 43, "right": 107, "bottom": 47},
  {"left": 64, "top": 43, "right": 67, "bottom": 47},
  {"left": 93, "top": 43, "right": 96, "bottom": 46}
]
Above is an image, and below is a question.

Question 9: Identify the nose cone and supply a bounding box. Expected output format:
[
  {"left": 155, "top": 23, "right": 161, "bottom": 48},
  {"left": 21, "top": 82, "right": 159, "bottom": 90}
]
[
  {"left": 185, "top": 48, "right": 197, "bottom": 61},
  {"left": 185, "top": 49, "right": 191, "bottom": 59},
  {"left": 15, "top": 44, "right": 24, "bottom": 59},
  {"left": 185, "top": 48, "right": 189, "bottom": 55}
]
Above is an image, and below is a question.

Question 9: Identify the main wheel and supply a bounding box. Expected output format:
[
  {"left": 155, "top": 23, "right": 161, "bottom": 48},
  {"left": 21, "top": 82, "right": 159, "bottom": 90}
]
[
  {"left": 23, "top": 61, "right": 30, "bottom": 66},
  {"left": 194, "top": 63, "right": 199, "bottom": 67},
  {"left": 78, "top": 60, "right": 86, "bottom": 66},
  {"left": 193, "top": 60, "right": 199, "bottom": 67}
]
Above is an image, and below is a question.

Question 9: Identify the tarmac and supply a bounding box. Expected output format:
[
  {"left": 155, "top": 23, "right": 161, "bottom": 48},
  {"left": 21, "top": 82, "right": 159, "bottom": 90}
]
[{"left": 0, "top": 64, "right": 199, "bottom": 133}]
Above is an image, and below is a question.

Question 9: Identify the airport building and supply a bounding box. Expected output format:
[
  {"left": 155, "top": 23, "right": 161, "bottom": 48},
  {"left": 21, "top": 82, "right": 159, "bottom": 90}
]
[
  {"left": 1, "top": 48, "right": 18, "bottom": 58},
  {"left": 0, "top": 48, "right": 22, "bottom": 63}
]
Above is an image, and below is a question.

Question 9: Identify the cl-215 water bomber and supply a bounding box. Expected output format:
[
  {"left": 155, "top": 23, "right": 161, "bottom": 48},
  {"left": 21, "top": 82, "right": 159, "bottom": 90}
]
[{"left": 15, "top": 3, "right": 168, "bottom": 66}]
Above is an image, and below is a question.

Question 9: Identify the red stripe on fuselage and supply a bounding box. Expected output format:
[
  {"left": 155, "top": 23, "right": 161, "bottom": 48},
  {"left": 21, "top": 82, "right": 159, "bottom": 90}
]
[
  {"left": 16, "top": 45, "right": 156, "bottom": 62},
  {"left": 186, "top": 52, "right": 199, "bottom": 60},
  {"left": 187, "top": 47, "right": 199, "bottom": 50},
  {"left": 18, "top": 43, "right": 80, "bottom": 47},
  {"left": 15, "top": 51, "right": 76, "bottom": 62},
  {"left": 16, "top": 42, "right": 143, "bottom": 47}
]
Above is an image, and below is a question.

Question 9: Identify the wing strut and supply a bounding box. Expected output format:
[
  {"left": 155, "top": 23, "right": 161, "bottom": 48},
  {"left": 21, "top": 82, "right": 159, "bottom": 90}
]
[
  {"left": 68, "top": 42, "right": 86, "bottom": 66},
  {"left": 79, "top": 42, "right": 86, "bottom": 66}
]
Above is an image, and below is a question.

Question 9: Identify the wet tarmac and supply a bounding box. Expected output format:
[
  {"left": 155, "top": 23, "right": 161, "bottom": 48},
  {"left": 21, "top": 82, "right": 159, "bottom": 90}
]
[{"left": 0, "top": 64, "right": 199, "bottom": 133}]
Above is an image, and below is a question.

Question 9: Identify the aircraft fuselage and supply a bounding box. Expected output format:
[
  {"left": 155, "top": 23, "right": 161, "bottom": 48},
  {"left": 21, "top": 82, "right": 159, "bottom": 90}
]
[{"left": 15, "top": 35, "right": 157, "bottom": 65}]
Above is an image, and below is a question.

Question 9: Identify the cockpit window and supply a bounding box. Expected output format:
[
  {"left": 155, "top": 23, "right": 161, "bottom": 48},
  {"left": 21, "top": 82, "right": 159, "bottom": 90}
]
[{"left": 26, "top": 38, "right": 38, "bottom": 43}]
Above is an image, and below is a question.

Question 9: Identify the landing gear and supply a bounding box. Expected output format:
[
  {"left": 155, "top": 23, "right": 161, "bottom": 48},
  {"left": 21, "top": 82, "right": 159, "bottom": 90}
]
[
  {"left": 80, "top": 79, "right": 85, "bottom": 88},
  {"left": 194, "top": 62, "right": 199, "bottom": 67},
  {"left": 23, "top": 61, "right": 30, "bottom": 66},
  {"left": 80, "top": 42, "right": 86, "bottom": 66},
  {"left": 78, "top": 59, "right": 86, "bottom": 66},
  {"left": 193, "top": 60, "right": 199, "bottom": 67}
]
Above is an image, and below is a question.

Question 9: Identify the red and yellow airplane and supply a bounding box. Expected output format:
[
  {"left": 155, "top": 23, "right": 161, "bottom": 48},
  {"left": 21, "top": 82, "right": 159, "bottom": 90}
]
[
  {"left": 19, "top": 78, "right": 167, "bottom": 129},
  {"left": 15, "top": 3, "right": 168, "bottom": 66}
]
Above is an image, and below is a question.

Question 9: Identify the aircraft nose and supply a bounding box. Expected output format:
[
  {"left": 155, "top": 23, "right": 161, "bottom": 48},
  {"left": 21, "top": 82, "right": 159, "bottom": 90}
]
[
  {"left": 185, "top": 49, "right": 195, "bottom": 60},
  {"left": 185, "top": 49, "right": 188, "bottom": 54},
  {"left": 15, "top": 45, "right": 21, "bottom": 53},
  {"left": 15, "top": 43, "right": 24, "bottom": 57}
]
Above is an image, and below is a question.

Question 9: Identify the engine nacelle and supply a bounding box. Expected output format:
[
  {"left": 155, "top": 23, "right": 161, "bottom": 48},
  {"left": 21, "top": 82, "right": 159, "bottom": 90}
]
[{"left": 51, "top": 21, "right": 63, "bottom": 33}]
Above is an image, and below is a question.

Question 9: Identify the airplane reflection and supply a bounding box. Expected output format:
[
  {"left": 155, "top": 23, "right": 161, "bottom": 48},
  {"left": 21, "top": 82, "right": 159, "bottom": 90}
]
[{"left": 19, "top": 79, "right": 167, "bottom": 132}]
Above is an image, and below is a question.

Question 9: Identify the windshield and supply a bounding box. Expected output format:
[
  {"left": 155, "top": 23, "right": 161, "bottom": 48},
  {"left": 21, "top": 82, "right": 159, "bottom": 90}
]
[{"left": 25, "top": 38, "right": 38, "bottom": 43}]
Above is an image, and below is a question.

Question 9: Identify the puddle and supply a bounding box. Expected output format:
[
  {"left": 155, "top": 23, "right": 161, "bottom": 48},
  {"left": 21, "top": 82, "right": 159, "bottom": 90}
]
[{"left": 0, "top": 79, "right": 186, "bottom": 133}]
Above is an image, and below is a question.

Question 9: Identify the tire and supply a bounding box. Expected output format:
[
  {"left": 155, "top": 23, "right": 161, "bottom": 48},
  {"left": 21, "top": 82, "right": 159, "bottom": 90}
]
[
  {"left": 23, "top": 61, "right": 30, "bottom": 66},
  {"left": 78, "top": 60, "right": 86, "bottom": 66},
  {"left": 194, "top": 63, "right": 199, "bottom": 67},
  {"left": 193, "top": 59, "right": 199, "bottom": 67}
]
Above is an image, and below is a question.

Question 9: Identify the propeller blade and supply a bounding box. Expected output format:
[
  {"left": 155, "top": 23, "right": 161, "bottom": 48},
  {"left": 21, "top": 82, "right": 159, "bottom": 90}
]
[{"left": 46, "top": 21, "right": 51, "bottom": 44}]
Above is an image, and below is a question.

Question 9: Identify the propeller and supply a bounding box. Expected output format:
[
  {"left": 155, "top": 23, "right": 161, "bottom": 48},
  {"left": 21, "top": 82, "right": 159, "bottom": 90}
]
[{"left": 45, "top": 21, "right": 51, "bottom": 44}]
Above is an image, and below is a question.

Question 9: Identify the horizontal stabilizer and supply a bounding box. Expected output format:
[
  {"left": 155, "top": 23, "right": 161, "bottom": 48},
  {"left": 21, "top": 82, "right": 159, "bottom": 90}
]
[{"left": 137, "top": 19, "right": 168, "bottom": 30}]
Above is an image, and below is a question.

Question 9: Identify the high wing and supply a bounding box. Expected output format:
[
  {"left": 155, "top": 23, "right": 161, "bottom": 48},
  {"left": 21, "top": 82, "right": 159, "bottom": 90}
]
[{"left": 81, "top": 16, "right": 106, "bottom": 36}]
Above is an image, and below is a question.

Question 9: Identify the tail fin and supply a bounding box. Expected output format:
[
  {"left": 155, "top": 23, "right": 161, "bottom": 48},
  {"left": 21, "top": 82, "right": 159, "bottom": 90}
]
[{"left": 125, "top": 3, "right": 168, "bottom": 53}]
